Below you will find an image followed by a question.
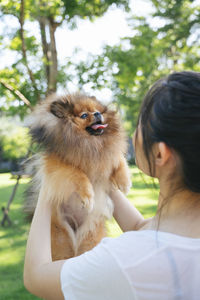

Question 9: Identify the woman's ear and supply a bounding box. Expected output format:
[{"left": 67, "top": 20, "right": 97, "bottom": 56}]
[{"left": 155, "top": 142, "right": 171, "bottom": 167}]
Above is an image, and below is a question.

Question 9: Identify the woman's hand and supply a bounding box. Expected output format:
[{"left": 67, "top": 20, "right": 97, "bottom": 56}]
[{"left": 23, "top": 186, "right": 65, "bottom": 300}]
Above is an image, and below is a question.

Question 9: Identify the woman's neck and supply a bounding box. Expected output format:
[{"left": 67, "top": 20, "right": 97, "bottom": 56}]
[{"left": 144, "top": 178, "right": 200, "bottom": 238}]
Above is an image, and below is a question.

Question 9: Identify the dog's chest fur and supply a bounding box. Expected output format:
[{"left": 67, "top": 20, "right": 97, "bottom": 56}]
[{"left": 57, "top": 182, "right": 113, "bottom": 254}]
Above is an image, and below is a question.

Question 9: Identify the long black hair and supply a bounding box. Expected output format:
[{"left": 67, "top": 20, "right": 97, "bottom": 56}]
[{"left": 137, "top": 71, "right": 200, "bottom": 193}]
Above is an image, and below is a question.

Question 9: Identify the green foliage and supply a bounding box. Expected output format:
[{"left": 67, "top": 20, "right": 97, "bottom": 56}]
[
  {"left": 62, "top": 0, "right": 129, "bottom": 20},
  {"left": 1, "top": 127, "right": 30, "bottom": 161},
  {"left": 1, "top": 0, "right": 199, "bottom": 127},
  {"left": 0, "top": 118, "right": 31, "bottom": 161},
  {"left": 31, "top": 0, "right": 65, "bottom": 18},
  {"left": 10, "top": 32, "right": 39, "bottom": 55},
  {"left": 74, "top": 0, "right": 200, "bottom": 135},
  {"left": 0, "top": 0, "right": 21, "bottom": 17},
  {"left": 0, "top": 0, "right": 130, "bottom": 117}
]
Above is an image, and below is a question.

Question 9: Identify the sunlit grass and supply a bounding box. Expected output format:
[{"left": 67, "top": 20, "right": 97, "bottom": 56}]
[
  {"left": 0, "top": 174, "right": 39, "bottom": 300},
  {"left": 0, "top": 166, "right": 159, "bottom": 299}
]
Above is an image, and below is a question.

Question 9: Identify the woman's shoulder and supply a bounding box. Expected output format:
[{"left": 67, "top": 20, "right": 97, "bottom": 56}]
[
  {"left": 103, "top": 229, "right": 200, "bottom": 247},
  {"left": 101, "top": 229, "right": 200, "bottom": 266},
  {"left": 102, "top": 229, "right": 159, "bottom": 250}
]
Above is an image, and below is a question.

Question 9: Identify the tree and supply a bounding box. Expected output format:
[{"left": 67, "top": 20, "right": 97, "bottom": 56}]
[
  {"left": 0, "top": 0, "right": 130, "bottom": 117},
  {"left": 0, "top": 117, "right": 31, "bottom": 161},
  {"left": 74, "top": 0, "right": 200, "bottom": 134}
]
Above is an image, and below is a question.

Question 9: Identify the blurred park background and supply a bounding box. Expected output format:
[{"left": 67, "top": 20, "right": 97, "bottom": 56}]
[{"left": 0, "top": 0, "right": 199, "bottom": 299}]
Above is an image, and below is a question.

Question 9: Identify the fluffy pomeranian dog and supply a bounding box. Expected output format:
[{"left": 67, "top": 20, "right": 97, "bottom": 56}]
[{"left": 25, "top": 93, "right": 131, "bottom": 260}]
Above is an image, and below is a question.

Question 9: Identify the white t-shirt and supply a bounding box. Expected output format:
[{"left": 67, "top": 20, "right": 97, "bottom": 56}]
[{"left": 60, "top": 230, "right": 200, "bottom": 300}]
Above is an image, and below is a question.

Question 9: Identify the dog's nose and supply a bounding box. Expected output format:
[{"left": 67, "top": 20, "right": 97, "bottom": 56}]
[{"left": 94, "top": 112, "right": 102, "bottom": 122}]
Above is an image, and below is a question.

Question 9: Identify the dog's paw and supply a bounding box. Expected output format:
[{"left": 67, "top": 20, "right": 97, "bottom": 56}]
[
  {"left": 119, "top": 178, "right": 132, "bottom": 194},
  {"left": 81, "top": 197, "right": 94, "bottom": 212},
  {"left": 111, "top": 172, "right": 132, "bottom": 195},
  {"left": 77, "top": 184, "right": 94, "bottom": 212}
]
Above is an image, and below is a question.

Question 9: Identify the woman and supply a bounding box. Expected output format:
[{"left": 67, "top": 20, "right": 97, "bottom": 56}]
[{"left": 24, "top": 71, "right": 200, "bottom": 300}]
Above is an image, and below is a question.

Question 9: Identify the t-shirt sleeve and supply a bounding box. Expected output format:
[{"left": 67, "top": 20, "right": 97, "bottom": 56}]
[{"left": 60, "top": 238, "right": 135, "bottom": 300}]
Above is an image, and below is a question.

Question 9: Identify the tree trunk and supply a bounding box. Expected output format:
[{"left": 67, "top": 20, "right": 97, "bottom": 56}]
[
  {"left": 38, "top": 16, "right": 50, "bottom": 92},
  {"left": 47, "top": 17, "right": 58, "bottom": 94},
  {"left": 38, "top": 16, "right": 58, "bottom": 95},
  {"left": 19, "top": 0, "right": 40, "bottom": 101}
]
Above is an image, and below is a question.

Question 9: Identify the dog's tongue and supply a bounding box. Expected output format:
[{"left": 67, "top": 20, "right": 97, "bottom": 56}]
[{"left": 91, "top": 123, "right": 108, "bottom": 130}]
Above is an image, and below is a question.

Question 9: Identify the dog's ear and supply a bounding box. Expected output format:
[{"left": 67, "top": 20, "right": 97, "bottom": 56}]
[
  {"left": 50, "top": 98, "right": 73, "bottom": 118},
  {"left": 50, "top": 101, "right": 66, "bottom": 118}
]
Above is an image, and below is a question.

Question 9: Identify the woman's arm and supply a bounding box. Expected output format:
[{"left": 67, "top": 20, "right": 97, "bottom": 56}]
[
  {"left": 110, "top": 189, "right": 150, "bottom": 232},
  {"left": 23, "top": 187, "right": 65, "bottom": 300}
]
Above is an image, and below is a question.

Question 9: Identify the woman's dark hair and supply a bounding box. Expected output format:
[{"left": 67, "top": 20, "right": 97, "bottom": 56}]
[{"left": 138, "top": 71, "right": 200, "bottom": 193}]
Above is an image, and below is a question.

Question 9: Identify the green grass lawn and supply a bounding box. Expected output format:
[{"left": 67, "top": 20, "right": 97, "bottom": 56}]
[{"left": 0, "top": 166, "right": 159, "bottom": 300}]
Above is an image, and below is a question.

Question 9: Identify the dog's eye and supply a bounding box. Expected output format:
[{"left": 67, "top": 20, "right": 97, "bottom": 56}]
[{"left": 80, "top": 113, "right": 88, "bottom": 119}]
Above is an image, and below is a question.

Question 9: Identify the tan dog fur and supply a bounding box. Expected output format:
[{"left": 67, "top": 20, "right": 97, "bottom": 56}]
[{"left": 25, "top": 93, "right": 131, "bottom": 260}]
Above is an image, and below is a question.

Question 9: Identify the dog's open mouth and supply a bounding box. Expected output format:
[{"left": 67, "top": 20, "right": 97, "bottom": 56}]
[{"left": 86, "top": 121, "right": 108, "bottom": 136}]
